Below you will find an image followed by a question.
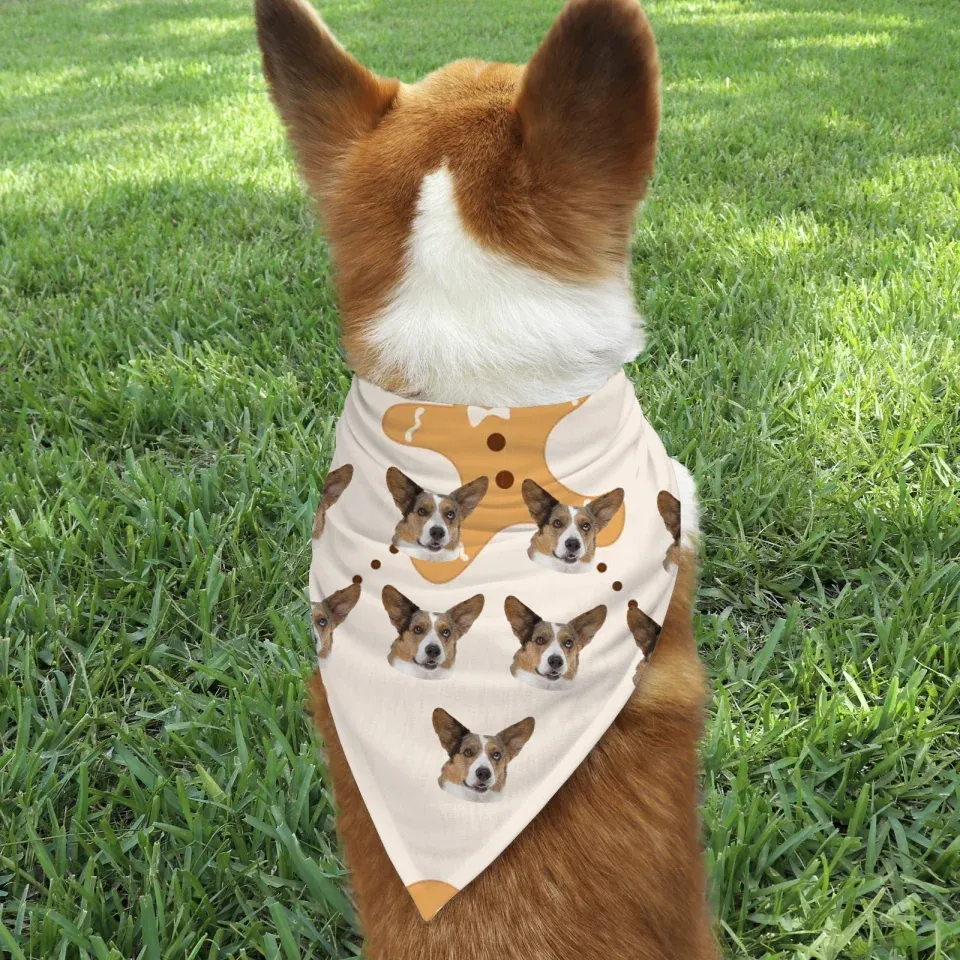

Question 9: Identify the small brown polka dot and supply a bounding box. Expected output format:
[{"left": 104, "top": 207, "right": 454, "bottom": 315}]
[
  {"left": 628, "top": 599, "right": 639, "bottom": 609},
  {"left": 352, "top": 575, "right": 362, "bottom": 584},
  {"left": 389, "top": 545, "right": 399, "bottom": 554},
  {"left": 597, "top": 562, "right": 608, "bottom": 573},
  {"left": 487, "top": 432, "right": 506, "bottom": 452},
  {"left": 612, "top": 581, "right": 623, "bottom": 591},
  {"left": 370, "top": 559, "right": 381, "bottom": 570},
  {"left": 495, "top": 470, "right": 514, "bottom": 489}
]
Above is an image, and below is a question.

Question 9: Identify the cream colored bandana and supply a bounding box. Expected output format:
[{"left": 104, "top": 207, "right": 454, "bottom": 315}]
[{"left": 309, "top": 371, "right": 681, "bottom": 920}]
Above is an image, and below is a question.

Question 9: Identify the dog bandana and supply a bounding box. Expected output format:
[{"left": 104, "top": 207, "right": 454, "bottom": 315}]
[{"left": 309, "top": 371, "right": 681, "bottom": 921}]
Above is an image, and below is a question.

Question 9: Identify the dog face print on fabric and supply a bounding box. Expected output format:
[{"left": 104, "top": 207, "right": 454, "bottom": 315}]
[
  {"left": 311, "top": 583, "right": 361, "bottom": 660},
  {"left": 432, "top": 708, "right": 535, "bottom": 803},
  {"left": 382, "top": 586, "right": 485, "bottom": 680}
]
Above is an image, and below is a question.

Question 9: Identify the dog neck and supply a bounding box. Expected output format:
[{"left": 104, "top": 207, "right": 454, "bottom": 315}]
[{"left": 361, "top": 168, "right": 645, "bottom": 408}]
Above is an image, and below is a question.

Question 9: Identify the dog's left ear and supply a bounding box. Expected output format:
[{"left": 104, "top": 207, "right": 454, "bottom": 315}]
[
  {"left": 521, "top": 479, "right": 558, "bottom": 527},
  {"left": 497, "top": 717, "right": 536, "bottom": 761},
  {"left": 451, "top": 476, "right": 489, "bottom": 519},
  {"left": 627, "top": 605, "right": 661, "bottom": 659},
  {"left": 569, "top": 604, "right": 607, "bottom": 646},
  {"left": 382, "top": 585, "right": 419, "bottom": 633},
  {"left": 657, "top": 490, "right": 681, "bottom": 544},
  {"left": 446, "top": 594, "right": 485, "bottom": 635},
  {"left": 433, "top": 708, "right": 470, "bottom": 756},
  {"left": 322, "top": 464, "right": 354, "bottom": 509},
  {"left": 504, "top": 596, "right": 542, "bottom": 643},
  {"left": 255, "top": 0, "right": 398, "bottom": 207},
  {"left": 587, "top": 488, "right": 624, "bottom": 530},
  {"left": 514, "top": 0, "right": 660, "bottom": 265},
  {"left": 324, "top": 583, "right": 361, "bottom": 627},
  {"left": 386, "top": 467, "right": 422, "bottom": 516}
]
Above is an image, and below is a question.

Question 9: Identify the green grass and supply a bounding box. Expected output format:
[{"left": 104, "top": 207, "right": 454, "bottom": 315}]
[{"left": 1, "top": 0, "right": 959, "bottom": 955}]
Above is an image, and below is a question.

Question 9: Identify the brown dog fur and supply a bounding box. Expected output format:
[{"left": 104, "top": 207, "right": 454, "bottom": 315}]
[{"left": 307, "top": 548, "right": 715, "bottom": 959}]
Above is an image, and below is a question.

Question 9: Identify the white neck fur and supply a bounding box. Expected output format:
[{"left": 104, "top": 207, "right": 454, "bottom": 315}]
[{"left": 364, "top": 167, "right": 645, "bottom": 407}]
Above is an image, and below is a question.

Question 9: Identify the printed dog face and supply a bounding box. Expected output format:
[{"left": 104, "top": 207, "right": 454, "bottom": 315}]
[
  {"left": 386, "top": 467, "right": 488, "bottom": 562},
  {"left": 522, "top": 479, "right": 623, "bottom": 573},
  {"left": 657, "top": 490, "right": 681, "bottom": 573},
  {"left": 505, "top": 596, "right": 606, "bottom": 690},
  {"left": 383, "top": 586, "right": 484, "bottom": 680},
  {"left": 627, "top": 604, "right": 661, "bottom": 684},
  {"left": 432, "top": 708, "right": 535, "bottom": 803},
  {"left": 311, "top": 583, "right": 361, "bottom": 661},
  {"left": 312, "top": 463, "right": 354, "bottom": 538}
]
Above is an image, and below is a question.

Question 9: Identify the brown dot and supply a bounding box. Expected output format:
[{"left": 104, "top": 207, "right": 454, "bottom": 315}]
[
  {"left": 597, "top": 562, "right": 608, "bottom": 573},
  {"left": 352, "top": 575, "right": 362, "bottom": 584},
  {"left": 370, "top": 559, "right": 381, "bottom": 570},
  {"left": 487, "top": 432, "right": 506, "bottom": 452},
  {"left": 628, "top": 599, "right": 638, "bottom": 609},
  {"left": 612, "top": 581, "right": 623, "bottom": 591},
  {"left": 495, "top": 470, "right": 514, "bottom": 489},
  {"left": 389, "top": 545, "right": 399, "bottom": 554}
]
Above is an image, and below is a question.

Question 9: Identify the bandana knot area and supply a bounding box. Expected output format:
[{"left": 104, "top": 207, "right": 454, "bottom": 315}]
[{"left": 309, "top": 371, "right": 680, "bottom": 920}]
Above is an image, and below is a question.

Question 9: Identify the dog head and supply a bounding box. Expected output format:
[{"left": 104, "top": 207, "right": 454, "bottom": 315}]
[
  {"left": 386, "top": 467, "right": 488, "bottom": 562},
  {"left": 311, "top": 583, "right": 361, "bottom": 660},
  {"left": 256, "top": 0, "right": 659, "bottom": 403},
  {"left": 311, "top": 463, "right": 354, "bottom": 539},
  {"left": 522, "top": 479, "right": 623, "bottom": 572},
  {"left": 432, "top": 708, "right": 535, "bottom": 802},
  {"left": 505, "top": 596, "right": 606, "bottom": 689},
  {"left": 382, "top": 585, "right": 484, "bottom": 679},
  {"left": 627, "top": 603, "right": 661, "bottom": 684}
]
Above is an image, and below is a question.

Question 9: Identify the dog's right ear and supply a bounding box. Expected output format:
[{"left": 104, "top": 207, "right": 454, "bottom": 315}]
[
  {"left": 382, "top": 584, "right": 419, "bottom": 633},
  {"left": 627, "top": 605, "right": 661, "bottom": 659},
  {"left": 322, "top": 464, "right": 354, "bottom": 509},
  {"left": 325, "top": 582, "right": 361, "bottom": 627},
  {"left": 657, "top": 490, "right": 681, "bottom": 544},
  {"left": 433, "top": 708, "right": 470, "bottom": 756},
  {"left": 255, "top": 0, "right": 398, "bottom": 205},
  {"left": 504, "top": 596, "right": 542, "bottom": 643},
  {"left": 386, "top": 467, "right": 422, "bottom": 516},
  {"left": 521, "top": 479, "right": 558, "bottom": 528}
]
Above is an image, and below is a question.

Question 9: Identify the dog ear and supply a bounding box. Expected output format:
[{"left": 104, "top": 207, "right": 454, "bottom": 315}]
[
  {"left": 514, "top": 0, "right": 659, "bottom": 266},
  {"left": 324, "top": 583, "right": 361, "bottom": 627},
  {"left": 382, "top": 585, "right": 419, "bottom": 633},
  {"left": 521, "top": 479, "right": 558, "bottom": 527},
  {"left": 627, "top": 605, "right": 661, "bottom": 659},
  {"left": 433, "top": 708, "right": 470, "bottom": 756},
  {"left": 255, "top": 0, "right": 398, "bottom": 207},
  {"left": 497, "top": 717, "right": 535, "bottom": 761},
  {"left": 504, "top": 596, "right": 542, "bottom": 643},
  {"left": 657, "top": 490, "right": 681, "bottom": 543},
  {"left": 446, "top": 594, "right": 485, "bottom": 636},
  {"left": 386, "top": 467, "right": 422, "bottom": 515},
  {"left": 586, "top": 487, "right": 624, "bottom": 531},
  {"left": 568, "top": 604, "right": 607, "bottom": 646},
  {"left": 322, "top": 464, "right": 354, "bottom": 509},
  {"left": 451, "top": 476, "right": 489, "bottom": 519}
]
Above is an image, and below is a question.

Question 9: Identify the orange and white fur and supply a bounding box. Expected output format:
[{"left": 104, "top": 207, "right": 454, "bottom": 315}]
[{"left": 256, "top": 0, "right": 713, "bottom": 955}]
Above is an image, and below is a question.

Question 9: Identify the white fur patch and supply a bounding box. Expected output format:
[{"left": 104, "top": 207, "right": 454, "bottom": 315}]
[
  {"left": 671, "top": 459, "right": 700, "bottom": 550},
  {"left": 365, "top": 167, "right": 645, "bottom": 406}
]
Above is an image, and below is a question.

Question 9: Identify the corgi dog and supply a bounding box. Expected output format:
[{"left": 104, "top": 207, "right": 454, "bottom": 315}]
[
  {"left": 382, "top": 585, "right": 484, "bottom": 679},
  {"left": 505, "top": 596, "right": 606, "bottom": 690},
  {"left": 432, "top": 708, "right": 535, "bottom": 803},
  {"left": 257, "top": 0, "right": 714, "bottom": 954},
  {"left": 386, "top": 467, "right": 488, "bottom": 562},
  {"left": 312, "top": 463, "right": 354, "bottom": 538},
  {"left": 310, "top": 583, "right": 361, "bottom": 660},
  {"left": 522, "top": 479, "right": 624, "bottom": 573}
]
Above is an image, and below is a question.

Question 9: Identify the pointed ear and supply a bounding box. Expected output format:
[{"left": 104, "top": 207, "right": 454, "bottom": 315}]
[
  {"left": 497, "top": 717, "right": 535, "bottom": 761},
  {"left": 521, "top": 479, "right": 558, "bottom": 527},
  {"left": 568, "top": 604, "right": 607, "bottom": 646},
  {"left": 322, "top": 464, "right": 353, "bottom": 510},
  {"left": 627, "top": 605, "right": 661, "bottom": 659},
  {"left": 433, "top": 708, "right": 469, "bottom": 756},
  {"left": 451, "top": 476, "right": 489, "bottom": 519},
  {"left": 255, "top": 0, "right": 398, "bottom": 204},
  {"left": 514, "top": 0, "right": 659, "bottom": 261},
  {"left": 325, "top": 583, "right": 360, "bottom": 627},
  {"left": 382, "top": 584, "right": 418, "bottom": 633},
  {"left": 504, "top": 596, "right": 542, "bottom": 643},
  {"left": 586, "top": 487, "right": 624, "bottom": 530},
  {"left": 657, "top": 490, "right": 681, "bottom": 543},
  {"left": 446, "top": 594, "right": 485, "bottom": 635},
  {"left": 386, "top": 467, "right": 422, "bottom": 515}
]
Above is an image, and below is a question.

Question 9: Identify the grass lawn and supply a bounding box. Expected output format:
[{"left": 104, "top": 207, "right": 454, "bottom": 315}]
[{"left": 2, "top": 0, "right": 959, "bottom": 956}]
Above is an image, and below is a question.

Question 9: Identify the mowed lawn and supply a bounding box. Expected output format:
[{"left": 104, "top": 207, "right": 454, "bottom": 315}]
[{"left": 2, "top": 0, "right": 959, "bottom": 955}]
